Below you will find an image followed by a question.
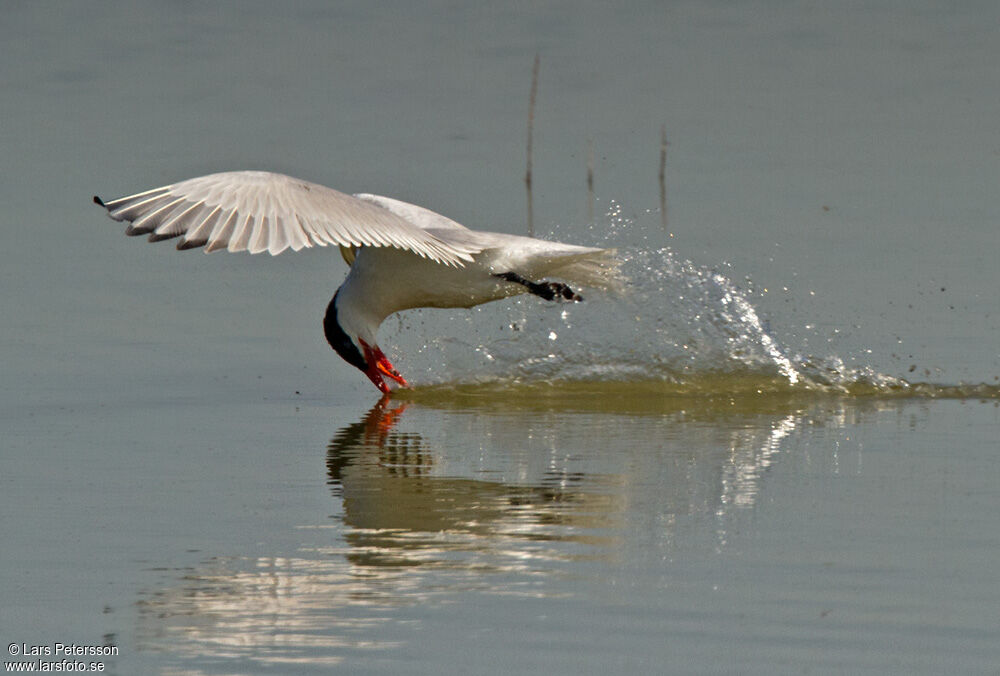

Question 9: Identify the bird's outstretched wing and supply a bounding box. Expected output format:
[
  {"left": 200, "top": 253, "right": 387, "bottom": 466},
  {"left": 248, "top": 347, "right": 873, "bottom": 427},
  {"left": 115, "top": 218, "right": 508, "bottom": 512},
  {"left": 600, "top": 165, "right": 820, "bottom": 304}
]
[
  {"left": 94, "top": 171, "right": 483, "bottom": 266},
  {"left": 354, "top": 193, "right": 469, "bottom": 231}
]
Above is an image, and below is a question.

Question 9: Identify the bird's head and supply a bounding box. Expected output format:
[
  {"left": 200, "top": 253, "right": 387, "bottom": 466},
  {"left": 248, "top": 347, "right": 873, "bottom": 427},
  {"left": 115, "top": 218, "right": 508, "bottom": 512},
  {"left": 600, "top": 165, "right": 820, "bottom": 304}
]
[{"left": 324, "top": 291, "right": 408, "bottom": 394}]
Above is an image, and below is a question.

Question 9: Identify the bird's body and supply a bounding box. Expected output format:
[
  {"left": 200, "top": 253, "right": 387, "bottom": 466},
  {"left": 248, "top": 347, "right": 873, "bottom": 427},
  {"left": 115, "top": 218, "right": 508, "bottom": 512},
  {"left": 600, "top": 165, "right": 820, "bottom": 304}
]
[{"left": 95, "top": 170, "right": 619, "bottom": 393}]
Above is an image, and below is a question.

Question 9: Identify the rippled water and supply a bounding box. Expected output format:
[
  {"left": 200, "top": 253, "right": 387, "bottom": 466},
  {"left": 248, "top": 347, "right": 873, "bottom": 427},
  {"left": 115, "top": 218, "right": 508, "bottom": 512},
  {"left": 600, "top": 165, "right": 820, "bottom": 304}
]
[
  {"left": 3, "top": 2, "right": 999, "bottom": 675},
  {"left": 123, "top": 393, "right": 998, "bottom": 675}
]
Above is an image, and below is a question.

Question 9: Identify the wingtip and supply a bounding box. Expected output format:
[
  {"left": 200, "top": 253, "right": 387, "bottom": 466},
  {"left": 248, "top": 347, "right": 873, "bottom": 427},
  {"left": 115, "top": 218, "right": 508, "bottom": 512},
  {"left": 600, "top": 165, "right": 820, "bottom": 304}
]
[
  {"left": 93, "top": 195, "right": 106, "bottom": 208},
  {"left": 147, "top": 232, "right": 183, "bottom": 244},
  {"left": 176, "top": 238, "right": 207, "bottom": 251}
]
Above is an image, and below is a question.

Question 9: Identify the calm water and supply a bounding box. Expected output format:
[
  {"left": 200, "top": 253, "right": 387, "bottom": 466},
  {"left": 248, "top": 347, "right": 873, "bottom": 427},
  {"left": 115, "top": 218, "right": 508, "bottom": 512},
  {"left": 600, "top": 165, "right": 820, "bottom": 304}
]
[{"left": 2, "top": 2, "right": 999, "bottom": 674}]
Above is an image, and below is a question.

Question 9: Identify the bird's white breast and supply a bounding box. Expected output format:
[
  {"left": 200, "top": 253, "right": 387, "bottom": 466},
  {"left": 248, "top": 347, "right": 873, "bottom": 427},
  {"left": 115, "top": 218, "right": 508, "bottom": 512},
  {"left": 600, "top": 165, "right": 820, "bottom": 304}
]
[{"left": 333, "top": 246, "right": 519, "bottom": 344}]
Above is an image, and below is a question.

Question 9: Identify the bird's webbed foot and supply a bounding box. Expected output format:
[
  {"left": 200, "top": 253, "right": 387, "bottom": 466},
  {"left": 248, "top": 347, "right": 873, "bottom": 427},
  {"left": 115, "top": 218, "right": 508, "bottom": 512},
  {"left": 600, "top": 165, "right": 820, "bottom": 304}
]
[{"left": 493, "top": 272, "right": 583, "bottom": 302}]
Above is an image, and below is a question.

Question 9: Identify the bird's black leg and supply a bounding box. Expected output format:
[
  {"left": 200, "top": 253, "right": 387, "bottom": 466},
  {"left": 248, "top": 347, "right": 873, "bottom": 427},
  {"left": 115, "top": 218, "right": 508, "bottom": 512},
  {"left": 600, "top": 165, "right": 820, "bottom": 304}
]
[{"left": 493, "top": 271, "right": 583, "bottom": 302}]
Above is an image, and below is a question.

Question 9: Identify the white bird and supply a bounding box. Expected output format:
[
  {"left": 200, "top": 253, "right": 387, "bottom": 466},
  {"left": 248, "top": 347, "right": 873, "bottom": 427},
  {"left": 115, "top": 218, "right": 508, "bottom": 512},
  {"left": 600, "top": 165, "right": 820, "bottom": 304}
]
[{"left": 94, "top": 170, "right": 620, "bottom": 393}]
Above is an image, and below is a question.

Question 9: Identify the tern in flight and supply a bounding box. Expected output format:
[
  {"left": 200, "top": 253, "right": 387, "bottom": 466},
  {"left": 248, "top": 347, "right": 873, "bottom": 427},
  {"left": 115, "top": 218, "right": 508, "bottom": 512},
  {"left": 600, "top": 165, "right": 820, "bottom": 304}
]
[{"left": 95, "top": 171, "right": 619, "bottom": 393}]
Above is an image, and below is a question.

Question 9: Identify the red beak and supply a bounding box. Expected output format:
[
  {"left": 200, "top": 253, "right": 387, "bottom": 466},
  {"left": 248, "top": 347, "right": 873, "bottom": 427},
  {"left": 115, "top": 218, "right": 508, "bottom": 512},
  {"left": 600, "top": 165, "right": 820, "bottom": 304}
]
[{"left": 359, "top": 339, "right": 409, "bottom": 393}]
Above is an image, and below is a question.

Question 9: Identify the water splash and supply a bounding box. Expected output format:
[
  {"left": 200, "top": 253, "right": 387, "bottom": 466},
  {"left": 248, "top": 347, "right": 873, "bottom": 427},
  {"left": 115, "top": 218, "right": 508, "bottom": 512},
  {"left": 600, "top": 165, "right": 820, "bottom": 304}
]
[
  {"left": 382, "top": 246, "right": 892, "bottom": 392},
  {"left": 381, "top": 204, "right": 996, "bottom": 399}
]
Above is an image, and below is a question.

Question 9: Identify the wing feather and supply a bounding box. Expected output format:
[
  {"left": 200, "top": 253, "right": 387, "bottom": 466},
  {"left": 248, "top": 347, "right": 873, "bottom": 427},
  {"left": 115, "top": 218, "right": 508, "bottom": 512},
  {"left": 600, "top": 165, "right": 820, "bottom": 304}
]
[
  {"left": 206, "top": 210, "right": 238, "bottom": 252},
  {"left": 95, "top": 170, "right": 483, "bottom": 266},
  {"left": 181, "top": 204, "right": 223, "bottom": 248},
  {"left": 127, "top": 197, "right": 186, "bottom": 235},
  {"left": 152, "top": 201, "right": 202, "bottom": 241},
  {"left": 354, "top": 193, "right": 469, "bottom": 231},
  {"left": 109, "top": 191, "right": 171, "bottom": 220}
]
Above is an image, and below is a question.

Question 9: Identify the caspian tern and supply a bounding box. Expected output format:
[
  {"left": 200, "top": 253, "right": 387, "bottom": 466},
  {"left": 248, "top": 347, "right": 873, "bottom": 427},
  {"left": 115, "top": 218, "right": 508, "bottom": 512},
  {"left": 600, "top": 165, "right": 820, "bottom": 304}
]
[{"left": 94, "top": 171, "right": 620, "bottom": 393}]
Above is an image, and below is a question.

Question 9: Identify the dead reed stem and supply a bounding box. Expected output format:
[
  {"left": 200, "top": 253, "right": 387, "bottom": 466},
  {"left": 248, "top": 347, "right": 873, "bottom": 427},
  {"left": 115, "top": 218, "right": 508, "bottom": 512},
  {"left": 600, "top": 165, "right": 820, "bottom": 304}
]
[{"left": 525, "top": 54, "right": 539, "bottom": 237}]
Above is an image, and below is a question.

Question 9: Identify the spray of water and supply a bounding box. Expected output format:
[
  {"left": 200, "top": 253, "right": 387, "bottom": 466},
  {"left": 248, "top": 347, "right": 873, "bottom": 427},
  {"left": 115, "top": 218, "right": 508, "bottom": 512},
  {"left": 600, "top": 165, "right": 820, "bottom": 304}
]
[
  {"left": 383, "top": 204, "right": 993, "bottom": 399},
  {"left": 382, "top": 244, "right": 875, "bottom": 391}
]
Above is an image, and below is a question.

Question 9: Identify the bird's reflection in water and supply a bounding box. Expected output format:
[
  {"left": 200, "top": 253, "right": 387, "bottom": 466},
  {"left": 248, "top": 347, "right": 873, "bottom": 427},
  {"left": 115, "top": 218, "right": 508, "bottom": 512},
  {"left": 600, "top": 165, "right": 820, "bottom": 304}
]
[
  {"left": 326, "top": 398, "right": 622, "bottom": 571},
  {"left": 135, "top": 390, "right": 888, "bottom": 670},
  {"left": 135, "top": 397, "right": 627, "bottom": 668}
]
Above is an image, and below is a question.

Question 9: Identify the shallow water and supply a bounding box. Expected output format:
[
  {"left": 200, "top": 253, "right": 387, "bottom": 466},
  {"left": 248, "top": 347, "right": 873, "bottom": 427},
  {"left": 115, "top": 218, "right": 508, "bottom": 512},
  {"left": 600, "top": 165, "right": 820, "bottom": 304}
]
[
  {"left": 12, "top": 390, "right": 994, "bottom": 675},
  {"left": 3, "top": 2, "right": 1000, "bottom": 675}
]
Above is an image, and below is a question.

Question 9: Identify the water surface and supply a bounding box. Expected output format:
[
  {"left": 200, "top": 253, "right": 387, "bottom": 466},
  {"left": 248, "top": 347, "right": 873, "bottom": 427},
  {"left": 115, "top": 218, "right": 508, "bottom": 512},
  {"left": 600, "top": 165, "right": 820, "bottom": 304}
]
[
  {"left": 123, "top": 390, "right": 998, "bottom": 675},
  {"left": 2, "top": 2, "right": 999, "bottom": 675}
]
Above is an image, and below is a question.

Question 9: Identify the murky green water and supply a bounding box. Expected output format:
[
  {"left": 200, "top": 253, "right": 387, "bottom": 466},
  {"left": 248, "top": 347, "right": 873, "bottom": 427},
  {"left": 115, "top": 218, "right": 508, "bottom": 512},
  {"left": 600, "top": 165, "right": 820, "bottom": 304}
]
[{"left": 3, "top": 2, "right": 999, "bottom": 674}]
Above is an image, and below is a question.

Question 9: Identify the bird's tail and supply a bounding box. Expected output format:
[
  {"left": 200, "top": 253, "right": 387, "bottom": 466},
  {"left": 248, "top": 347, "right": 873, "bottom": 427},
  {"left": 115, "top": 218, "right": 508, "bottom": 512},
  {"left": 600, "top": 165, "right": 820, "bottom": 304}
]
[{"left": 543, "top": 248, "right": 625, "bottom": 295}]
